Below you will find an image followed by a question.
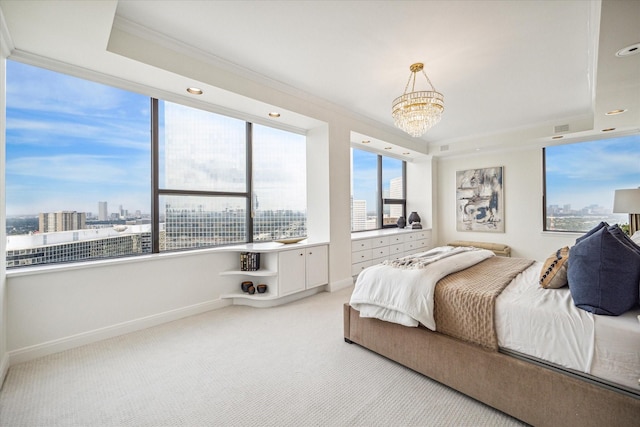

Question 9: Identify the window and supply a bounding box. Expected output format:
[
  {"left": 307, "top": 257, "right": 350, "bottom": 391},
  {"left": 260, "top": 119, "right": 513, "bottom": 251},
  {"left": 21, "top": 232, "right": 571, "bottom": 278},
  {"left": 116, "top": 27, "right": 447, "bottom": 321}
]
[
  {"left": 5, "top": 60, "right": 151, "bottom": 267},
  {"left": 350, "top": 148, "right": 406, "bottom": 231},
  {"left": 5, "top": 61, "right": 307, "bottom": 268},
  {"left": 543, "top": 134, "right": 640, "bottom": 233},
  {"left": 252, "top": 124, "right": 307, "bottom": 241},
  {"left": 382, "top": 156, "right": 405, "bottom": 227},
  {"left": 157, "top": 101, "right": 248, "bottom": 251}
]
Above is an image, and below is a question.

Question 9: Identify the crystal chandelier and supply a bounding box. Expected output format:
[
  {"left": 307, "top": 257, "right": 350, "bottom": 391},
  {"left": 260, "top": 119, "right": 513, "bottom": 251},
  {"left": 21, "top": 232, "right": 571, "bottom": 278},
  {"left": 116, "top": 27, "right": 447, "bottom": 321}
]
[{"left": 391, "top": 63, "right": 444, "bottom": 137}]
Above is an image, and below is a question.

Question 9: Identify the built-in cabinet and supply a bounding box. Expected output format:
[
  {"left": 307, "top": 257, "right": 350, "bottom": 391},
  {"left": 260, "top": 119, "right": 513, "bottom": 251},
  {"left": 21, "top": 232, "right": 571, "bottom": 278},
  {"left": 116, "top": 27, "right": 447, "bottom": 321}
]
[
  {"left": 220, "top": 242, "right": 329, "bottom": 306},
  {"left": 351, "top": 228, "right": 432, "bottom": 276},
  {"left": 278, "top": 245, "right": 329, "bottom": 296}
]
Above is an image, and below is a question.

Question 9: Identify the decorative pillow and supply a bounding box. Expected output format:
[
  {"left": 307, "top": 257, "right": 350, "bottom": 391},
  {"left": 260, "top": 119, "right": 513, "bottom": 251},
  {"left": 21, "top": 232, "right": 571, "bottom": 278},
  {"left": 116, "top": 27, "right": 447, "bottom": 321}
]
[
  {"left": 631, "top": 230, "right": 640, "bottom": 245},
  {"left": 567, "top": 226, "right": 640, "bottom": 315},
  {"left": 539, "top": 247, "right": 570, "bottom": 289},
  {"left": 575, "top": 221, "right": 608, "bottom": 245},
  {"left": 608, "top": 224, "right": 640, "bottom": 256}
]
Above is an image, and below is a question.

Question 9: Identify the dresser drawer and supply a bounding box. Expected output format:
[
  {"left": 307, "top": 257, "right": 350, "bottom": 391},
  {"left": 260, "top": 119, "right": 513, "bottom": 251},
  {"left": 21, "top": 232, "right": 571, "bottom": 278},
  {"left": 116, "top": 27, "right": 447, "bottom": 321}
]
[
  {"left": 388, "top": 234, "right": 406, "bottom": 245},
  {"left": 352, "top": 248, "right": 372, "bottom": 263},
  {"left": 351, "top": 260, "right": 373, "bottom": 276},
  {"left": 414, "top": 239, "right": 428, "bottom": 250},
  {"left": 370, "top": 236, "right": 390, "bottom": 248},
  {"left": 389, "top": 243, "right": 405, "bottom": 257},
  {"left": 352, "top": 239, "right": 372, "bottom": 252},
  {"left": 371, "top": 245, "right": 390, "bottom": 259},
  {"left": 405, "top": 231, "right": 427, "bottom": 241},
  {"left": 403, "top": 241, "right": 421, "bottom": 253}
]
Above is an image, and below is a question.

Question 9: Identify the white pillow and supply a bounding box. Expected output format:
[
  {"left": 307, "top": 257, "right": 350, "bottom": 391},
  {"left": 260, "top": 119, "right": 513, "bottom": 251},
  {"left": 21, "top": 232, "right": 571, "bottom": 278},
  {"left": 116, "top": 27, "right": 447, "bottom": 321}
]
[{"left": 632, "top": 230, "right": 640, "bottom": 245}]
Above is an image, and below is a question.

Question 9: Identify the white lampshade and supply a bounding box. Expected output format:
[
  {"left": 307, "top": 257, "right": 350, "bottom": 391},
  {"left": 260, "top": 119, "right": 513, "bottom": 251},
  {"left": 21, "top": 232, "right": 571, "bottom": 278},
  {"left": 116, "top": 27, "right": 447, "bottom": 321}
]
[{"left": 613, "top": 189, "right": 640, "bottom": 214}]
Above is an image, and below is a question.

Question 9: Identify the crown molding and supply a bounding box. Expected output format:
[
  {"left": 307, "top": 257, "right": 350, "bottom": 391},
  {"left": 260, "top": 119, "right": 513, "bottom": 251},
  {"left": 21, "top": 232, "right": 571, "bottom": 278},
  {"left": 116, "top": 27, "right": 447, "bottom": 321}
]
[
  {"left": 110, "top": 15, "right": 417, "bottom": 146},
  {"left": 0, "top": 5, "right": 15, "bottom": 56}
]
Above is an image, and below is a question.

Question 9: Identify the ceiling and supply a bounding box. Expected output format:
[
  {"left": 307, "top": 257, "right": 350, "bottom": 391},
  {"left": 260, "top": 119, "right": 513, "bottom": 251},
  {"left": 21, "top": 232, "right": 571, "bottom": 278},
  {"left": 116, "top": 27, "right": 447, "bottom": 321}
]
[{"left": 1, "top": 0, "right": 639, "bottom": 157}]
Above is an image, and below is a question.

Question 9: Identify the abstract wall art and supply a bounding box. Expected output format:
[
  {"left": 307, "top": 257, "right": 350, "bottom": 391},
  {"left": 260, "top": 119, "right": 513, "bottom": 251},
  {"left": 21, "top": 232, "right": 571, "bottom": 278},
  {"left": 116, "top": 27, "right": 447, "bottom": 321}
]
[{"left": 456, "top": 166, "right": 504, "bottom": 232}]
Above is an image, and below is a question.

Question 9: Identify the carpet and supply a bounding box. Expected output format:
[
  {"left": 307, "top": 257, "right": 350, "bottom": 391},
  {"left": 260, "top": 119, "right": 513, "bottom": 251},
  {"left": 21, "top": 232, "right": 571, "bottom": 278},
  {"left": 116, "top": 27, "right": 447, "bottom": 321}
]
[{"left": 0, "top": 286, "right": 525, "bottom": 426}]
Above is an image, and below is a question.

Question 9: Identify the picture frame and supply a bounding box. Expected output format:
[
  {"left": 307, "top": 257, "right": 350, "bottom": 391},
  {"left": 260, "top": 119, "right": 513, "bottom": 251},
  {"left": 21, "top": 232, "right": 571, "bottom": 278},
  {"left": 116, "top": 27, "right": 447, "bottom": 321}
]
[{"left": 456, "top": 166, "right": 504, "bottom": 232}]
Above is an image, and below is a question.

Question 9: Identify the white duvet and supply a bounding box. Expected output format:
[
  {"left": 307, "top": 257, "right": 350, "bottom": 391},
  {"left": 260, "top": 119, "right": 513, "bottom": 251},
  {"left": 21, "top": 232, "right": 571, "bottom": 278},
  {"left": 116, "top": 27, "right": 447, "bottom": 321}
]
[{"left": 349, "top": 246, "right": 494, "bottom": 330}]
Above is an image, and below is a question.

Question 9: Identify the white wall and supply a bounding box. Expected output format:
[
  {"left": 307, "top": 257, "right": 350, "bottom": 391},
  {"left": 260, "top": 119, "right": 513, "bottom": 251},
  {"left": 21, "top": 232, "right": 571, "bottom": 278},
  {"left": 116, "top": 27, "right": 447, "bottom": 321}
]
[
  {"left": 407, "top": 157, "right": 434, "bottom": 230},
  {"left": 7, "top": 250, "right": 240, "bottom": 362},
  {"left": 436, "top": 147, "right": 578, "bottom": 260}
]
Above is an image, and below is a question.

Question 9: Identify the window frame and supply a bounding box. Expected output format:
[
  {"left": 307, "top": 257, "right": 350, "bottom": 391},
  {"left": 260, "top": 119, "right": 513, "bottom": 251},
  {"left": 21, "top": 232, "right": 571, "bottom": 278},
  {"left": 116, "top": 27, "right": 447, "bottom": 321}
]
[
  {"left": 351, "top": 147, "right": 407, "bottom": 232},
  {"left": 5, "top": 60, "right": 308, "bottom": 268},
  {"left": 381, "top": 155, "right": 407, "bottom": 229},
  {"left": 542, "top": 133, "right": 640, "bottom": 233}
]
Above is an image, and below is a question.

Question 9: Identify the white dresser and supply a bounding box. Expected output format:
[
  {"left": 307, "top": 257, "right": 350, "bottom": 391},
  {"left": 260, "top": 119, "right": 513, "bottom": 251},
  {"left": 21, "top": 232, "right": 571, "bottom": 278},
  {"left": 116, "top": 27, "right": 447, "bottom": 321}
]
[{"left": 351, "top": 228, "right": 432, "bottom": 276}]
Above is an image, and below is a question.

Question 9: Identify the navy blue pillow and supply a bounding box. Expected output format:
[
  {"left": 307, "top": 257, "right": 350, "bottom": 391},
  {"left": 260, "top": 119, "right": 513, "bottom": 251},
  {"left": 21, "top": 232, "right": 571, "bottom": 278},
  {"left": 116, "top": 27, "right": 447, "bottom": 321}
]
[
  {"left": 568, "top": 225, "right": 640, "bottom": 315},
  {"left": 608, "top": 224, "right": 640, "bottom": 255},
  {"left": 575, "top": 221, "right": 609, "bottom": 245}
]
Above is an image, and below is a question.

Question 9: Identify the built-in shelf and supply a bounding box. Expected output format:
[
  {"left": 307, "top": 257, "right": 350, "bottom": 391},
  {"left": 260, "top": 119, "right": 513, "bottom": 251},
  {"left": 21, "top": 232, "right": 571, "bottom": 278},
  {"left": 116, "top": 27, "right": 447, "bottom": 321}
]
[
  {"left": 220, "top": 291, "right": 278, "bottom": 300},
  {"left": 219, "top": 269, "right": 277, "bottom": 277},
  {"left": 218, "top": 240, "right": 329, "bottom": 307}
]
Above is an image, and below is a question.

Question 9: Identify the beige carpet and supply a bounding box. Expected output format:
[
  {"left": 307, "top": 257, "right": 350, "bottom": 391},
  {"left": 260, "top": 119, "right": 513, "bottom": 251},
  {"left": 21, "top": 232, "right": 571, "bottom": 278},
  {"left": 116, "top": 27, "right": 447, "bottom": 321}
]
[{"left": 0, "top": 286, "right": 525, "bottom": 426}]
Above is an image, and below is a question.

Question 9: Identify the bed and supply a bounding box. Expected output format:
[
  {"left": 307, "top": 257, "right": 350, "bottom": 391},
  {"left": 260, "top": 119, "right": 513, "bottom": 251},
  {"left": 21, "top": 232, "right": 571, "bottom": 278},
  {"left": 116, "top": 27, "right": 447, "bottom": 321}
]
[{"left": 344, "top": 227, "right": 640, "bottom": 427}]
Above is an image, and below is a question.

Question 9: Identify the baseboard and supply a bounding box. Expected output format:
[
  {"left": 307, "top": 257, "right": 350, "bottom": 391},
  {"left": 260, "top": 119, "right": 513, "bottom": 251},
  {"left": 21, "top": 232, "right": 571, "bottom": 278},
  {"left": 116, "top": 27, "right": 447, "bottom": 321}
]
[
  {"left": 0, "top": 351, "right": 9, "bottom": 389},
  {"left": 328, "top": 277, "right": 354, "bottom": 292},
  {"left": 8, "top": 298, "right": 231, "bottom": 365}
]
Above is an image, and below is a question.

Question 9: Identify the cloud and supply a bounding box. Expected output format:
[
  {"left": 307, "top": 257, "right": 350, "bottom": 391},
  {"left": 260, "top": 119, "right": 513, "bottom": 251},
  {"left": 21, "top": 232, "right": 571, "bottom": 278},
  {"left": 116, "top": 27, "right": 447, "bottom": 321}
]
[{"left": 6, "top": 154, "right": 148, "bottom": 185}]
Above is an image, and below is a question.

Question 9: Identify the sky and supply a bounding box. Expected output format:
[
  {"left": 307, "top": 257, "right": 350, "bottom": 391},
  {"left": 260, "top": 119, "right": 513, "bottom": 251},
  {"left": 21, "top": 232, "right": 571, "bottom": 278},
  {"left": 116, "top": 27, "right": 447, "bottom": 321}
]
[
  {"left": 5, "top": 60, "right": 306, "bottom": 217},
  {"left": 545, "top": 134, "right": 640, "bottom": 212},
  {"left": 6, "top": 60, "right": 638, "bottom": 218},
  {"left": 6, "top": 60, "right": 151, "bottom": 216},
  {"left": 351, "top": 149, "right": 403, "bottom": 213}
]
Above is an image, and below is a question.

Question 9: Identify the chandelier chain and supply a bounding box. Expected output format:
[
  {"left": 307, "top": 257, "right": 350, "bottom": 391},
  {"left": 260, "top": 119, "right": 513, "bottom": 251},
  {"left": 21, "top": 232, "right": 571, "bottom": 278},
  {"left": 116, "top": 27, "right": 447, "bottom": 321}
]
[{"left": 421, "top": 69, "right": 437, "bottom": 93}]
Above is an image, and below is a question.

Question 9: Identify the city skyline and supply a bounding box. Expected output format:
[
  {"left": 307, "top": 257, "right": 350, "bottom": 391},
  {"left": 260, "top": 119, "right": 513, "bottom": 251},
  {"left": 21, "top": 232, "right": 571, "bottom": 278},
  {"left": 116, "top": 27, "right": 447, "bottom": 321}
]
[{"left": 545, "top": 134, "right": 640, "bottom": 212}]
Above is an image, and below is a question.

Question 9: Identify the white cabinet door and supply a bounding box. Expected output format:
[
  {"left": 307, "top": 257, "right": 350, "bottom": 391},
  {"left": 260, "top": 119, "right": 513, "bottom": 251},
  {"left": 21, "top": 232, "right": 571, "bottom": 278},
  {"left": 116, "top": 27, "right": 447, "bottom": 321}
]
[
  {"left": 306, "top": 245, "right": 328, "bottom": 289},
  {"left": 278, "top": 249, "right": 306, "bottom": 296}
]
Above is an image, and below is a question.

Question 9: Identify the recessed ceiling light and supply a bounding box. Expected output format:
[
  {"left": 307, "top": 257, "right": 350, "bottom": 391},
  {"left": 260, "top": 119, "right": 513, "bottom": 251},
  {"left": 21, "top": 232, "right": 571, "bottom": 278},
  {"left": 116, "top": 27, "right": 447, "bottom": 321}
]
[
  {"left": 361, "top": 140, "right": 370, "bottom": 144},
  {"left": 551, "top": 135, "right": 563, "bottom": 140},
  {"left": 402, "top": 152, "right": 411, "bottom": 155},
  {"left": 605, "top": 109, "right": 628, "bottom": 115},
  {"left": 602, "top": 128, "right": 616, "bottom": 132},
  {"left": 384, "top": 147, "right": 392, "bottom": 150},
  {"left": 268, "top": 112, "right": 281, "bottom": 118},
  {"left": 186, "top": 87, "right": 203, "bottom": 95},
  {"left": 616, "top": 42, "right": 640, "bottom": 57}
]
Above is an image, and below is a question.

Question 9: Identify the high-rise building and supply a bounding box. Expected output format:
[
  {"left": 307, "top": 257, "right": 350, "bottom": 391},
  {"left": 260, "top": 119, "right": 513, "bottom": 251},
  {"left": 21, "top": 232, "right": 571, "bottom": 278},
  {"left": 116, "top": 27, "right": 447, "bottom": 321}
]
[
  {"left": 39, "top": 211, "right": 86, "bottom": 233},
  {"left": 351, "top": 199, "right": 367, "bottom": 231},
  {"left": 6, "top": 224, "right": 156, "bottom": 268},
  {"left": 98, "top": 201, "right": 108, "bottom": 221},
  {"left": 389, "top": 176, "right": 403, "bottom": 220}
]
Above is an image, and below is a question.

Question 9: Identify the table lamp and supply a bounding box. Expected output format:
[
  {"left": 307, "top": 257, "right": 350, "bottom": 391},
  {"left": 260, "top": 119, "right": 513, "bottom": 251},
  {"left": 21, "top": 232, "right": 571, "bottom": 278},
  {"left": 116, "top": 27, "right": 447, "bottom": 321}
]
[{"left": 613, "top": 188, "right": 640, "bottom": 235}]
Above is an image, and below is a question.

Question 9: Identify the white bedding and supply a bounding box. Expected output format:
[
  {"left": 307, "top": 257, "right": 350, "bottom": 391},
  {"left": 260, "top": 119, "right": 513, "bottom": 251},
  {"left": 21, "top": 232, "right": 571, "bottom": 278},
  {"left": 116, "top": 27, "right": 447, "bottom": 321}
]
[
  {"left": 496, "top": 260, "right": 640, "bottom": 391},
  {"left": 349, "top": 246, "right": 494, "bottom": 330},
  {"left": 495, "top": 262, "right": 595, "bottom": 372},
  {"left": 351, "top": 249, "right": 640, "bottom": 392}
]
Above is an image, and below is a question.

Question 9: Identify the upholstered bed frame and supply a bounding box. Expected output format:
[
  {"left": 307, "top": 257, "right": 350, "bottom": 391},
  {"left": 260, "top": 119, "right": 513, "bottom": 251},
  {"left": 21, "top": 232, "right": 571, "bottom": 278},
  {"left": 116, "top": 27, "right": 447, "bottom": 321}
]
[{"left": 343, "top": 304, "right": 640, "bottom": 427}]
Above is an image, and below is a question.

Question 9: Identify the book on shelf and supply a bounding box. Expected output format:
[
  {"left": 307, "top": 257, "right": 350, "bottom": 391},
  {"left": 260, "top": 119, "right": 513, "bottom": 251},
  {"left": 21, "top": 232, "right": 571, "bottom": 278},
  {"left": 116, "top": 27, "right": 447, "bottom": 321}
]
[{"left": 240, "top": 252, "right": 260, "bottom": 271}]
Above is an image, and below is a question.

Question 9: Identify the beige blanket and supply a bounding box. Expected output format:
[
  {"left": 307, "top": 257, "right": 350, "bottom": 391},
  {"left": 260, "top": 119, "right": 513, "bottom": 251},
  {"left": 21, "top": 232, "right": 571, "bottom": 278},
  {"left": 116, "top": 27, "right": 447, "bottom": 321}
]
[{"left": 434, "top": 257, "right": 534, "bottom": 351}]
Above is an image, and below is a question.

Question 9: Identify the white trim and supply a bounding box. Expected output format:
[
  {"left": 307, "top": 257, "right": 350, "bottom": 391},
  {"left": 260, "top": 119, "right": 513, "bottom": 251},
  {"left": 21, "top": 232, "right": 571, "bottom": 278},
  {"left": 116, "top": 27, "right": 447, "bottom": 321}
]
[
  {"left": 224, "top": 286, "right": 326, "bottom": 308},
  {"left": 0, "top": 352, "right": 9, "bottom": 389},
  {"left": 328, "top": 277, "right": 354, "bottom": 292},
  {"left": 0, "top": 6, "right": 14, "bottom": 56},
  {"left": 110, "top": 15, "right": 409, "bottom": 142},
  {"left": 8, "top": 298, "right": 231, "bottom": 365}
]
